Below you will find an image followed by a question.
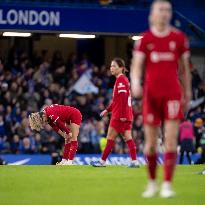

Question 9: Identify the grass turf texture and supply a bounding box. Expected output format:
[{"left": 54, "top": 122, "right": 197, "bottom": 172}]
[{"left": 0, "top": 165, "right": 204, "bottom": 205}]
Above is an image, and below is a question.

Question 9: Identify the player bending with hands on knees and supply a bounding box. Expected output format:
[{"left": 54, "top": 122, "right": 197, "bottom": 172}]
[
  {"left": 29, "top": 104, "right": 82, "bottom": 165},
  {"left": 91, "top": 58, "right": 139, "bottom": 168},
  {"left": 131, "top": 0, "right": 191, "bottom": 198}
]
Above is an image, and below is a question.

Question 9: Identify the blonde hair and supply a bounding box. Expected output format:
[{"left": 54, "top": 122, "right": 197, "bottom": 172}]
[{"left": 29, "top": 112, "right": 44, "bottom": 131}]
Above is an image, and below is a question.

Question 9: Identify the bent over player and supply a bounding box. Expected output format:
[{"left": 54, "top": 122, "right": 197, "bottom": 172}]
[
  {"left": 29, "top": 104, "right": 82, "bottom": 165},
  {"left": 91, "top": 58, "right": 139, "bottom": 168},
  {"left": 131, "top": 0, "right": 191, "bottom": 198}
]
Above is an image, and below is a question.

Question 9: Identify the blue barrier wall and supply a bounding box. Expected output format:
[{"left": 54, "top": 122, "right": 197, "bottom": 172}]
[{"left": 0, "top": 154, "right": 201, "bottom": 165}]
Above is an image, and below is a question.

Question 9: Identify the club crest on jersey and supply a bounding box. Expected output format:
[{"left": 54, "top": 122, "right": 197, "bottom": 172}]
[
  {"left": 147, "top": 43, "right": 154, "bottom": 50},
  {"left": 118, "top": 83, "right": 125, "bottom": 88},
  {"left": 169, "top": 41, "right": 176, "bottom": 51}
]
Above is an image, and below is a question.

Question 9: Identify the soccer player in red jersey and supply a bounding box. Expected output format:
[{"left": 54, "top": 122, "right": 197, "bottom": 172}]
[
  {"left": 131, "top": 0, "right": 191, "bottom": 198},
  {"left": 91, "top": 58, "right": 139, "bottom": 168},
  {"left": 29, "top": 104, "right": 82, "bottom": 165}
]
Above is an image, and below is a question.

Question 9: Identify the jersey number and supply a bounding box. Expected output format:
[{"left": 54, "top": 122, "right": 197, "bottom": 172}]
[{"left": 128, "top": 96, "right": 132, "bottom": 107}]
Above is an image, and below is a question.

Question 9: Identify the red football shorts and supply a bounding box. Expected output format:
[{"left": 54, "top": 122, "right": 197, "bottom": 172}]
[
  {"left": 110, "top": 119, "right": 132, "bottom": 134},
  {"left": 143, "top": 92, "right": 184, "bottom": 126},
  {"left": 70, "top": 109, "right": 82, "bottom": 126}
]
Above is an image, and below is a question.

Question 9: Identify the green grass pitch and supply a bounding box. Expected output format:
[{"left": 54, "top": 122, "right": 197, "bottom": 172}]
[{"left": 0, "top": 165, "right": 205, "bottom": 205}]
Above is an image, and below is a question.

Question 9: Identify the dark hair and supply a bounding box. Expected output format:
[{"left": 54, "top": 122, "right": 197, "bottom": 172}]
[{"left": 112, "top": 57, "right": 128, "bottom": 74}]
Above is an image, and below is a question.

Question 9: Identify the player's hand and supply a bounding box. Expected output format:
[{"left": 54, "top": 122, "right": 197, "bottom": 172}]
[
  {"left": 68, "top": 132, "right": 72, "bottom": 139},
  {"left": 100, "top": 110, "right": 108, "bottom": 118},
  {"left": 120, "top": 118, "right": 127, "bottom": 122},
  {"left": 62, "top": 132, "right": 72, "bottom": 139},
  {"left": 131, "top": 80, "right": 143, "bottom": 99}
]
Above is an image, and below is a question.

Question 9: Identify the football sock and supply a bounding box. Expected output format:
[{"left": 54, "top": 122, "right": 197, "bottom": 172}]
[
  {"left": 62, "top": 143, "right": 71, "bottom": 160},
  {"left": 101, "top": 139, "right": 114, "bottom": 161},
  {"left": 126, "top": 139, "right": 137, "bottom": 160},
  {"left": 163, "top": 152, "right": 177, "bottom": 182},
  {"left": 68, "top": 141, "right": 78, "bottom": 160},
  {"left": 146, "top": 153, "right": 158, "bottom": 180}
]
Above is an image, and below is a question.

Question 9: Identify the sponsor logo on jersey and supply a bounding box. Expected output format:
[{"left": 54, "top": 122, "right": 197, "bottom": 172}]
[
  {"left": 169, "top": 41, "right": 176, "bottom": 51},
  {"left": 150, "top": 51, "right": 175, "bottom": 63}
]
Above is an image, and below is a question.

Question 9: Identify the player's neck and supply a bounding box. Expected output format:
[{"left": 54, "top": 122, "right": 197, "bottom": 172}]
[
  {"left": 151, "top": 24, "right": 171, "bottom": 37},
  {"left": 116, "top": 73, "right": 123, "bottom": 78}
]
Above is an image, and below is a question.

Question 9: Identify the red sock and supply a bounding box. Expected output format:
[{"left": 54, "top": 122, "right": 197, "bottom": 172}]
[
  {"left": 63, "top": 143, "right": 71, "bottom": 160},
  {"left": 146, "top": 154, "right": 157, "bottom": 180},
  {"left": 164, "top": 152, "right": 177, "bottom": 182},
  {"left": 101, "top": 139, "right": 114, "bottom": 161},
  {"left": 126, "top": 139, "right": 137, "bottom": 160},
  {"left": 68, "top": 141, "right": 78, "bottom": 160}
]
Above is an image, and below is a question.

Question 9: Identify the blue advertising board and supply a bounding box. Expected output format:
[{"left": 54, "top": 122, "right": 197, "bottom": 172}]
[
  {"left": 0, "top": 4, "right": 149, "bottom": 34},
  {"left": 0, "top": 154, "right": 201, "bottom": 165}
]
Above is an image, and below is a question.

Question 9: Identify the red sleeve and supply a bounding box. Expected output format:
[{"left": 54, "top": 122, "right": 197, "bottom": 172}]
[
  {"left": 49, "top": 121, "right": 59, "bottom": 133},
  {"left": 180, "top": 33, "right": 190, "bottom": 58},
  {"left": 116, "top": 77, "right": 128, "bottom": 119},
  {"left": 119, "top": 92, "right": 127, "bottom": 119},
  {"left": 106, "top": 102, "right": 113, "bottom": 112},
  {"left": 48, "top": 114, "right": 70, "bottom": 134},
  {"left": 133, "top": 33, "right": 147, "bottom": 57}
]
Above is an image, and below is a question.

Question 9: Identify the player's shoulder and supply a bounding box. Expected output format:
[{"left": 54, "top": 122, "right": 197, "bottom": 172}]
[
  {"left": 117, "top": 74, "right": 128, "bottom": 81},
  {"left": 140, "top": 30, "right": 152, "bottom": 38},
  {"left": 134, "top": 30, "right": 152, "bottom": 49},
  {"left": 117, "top": 74, "right": 129, "bottom": 85},
  {"left": 171, "top": 27, "right": 187, "bottom": 38}
]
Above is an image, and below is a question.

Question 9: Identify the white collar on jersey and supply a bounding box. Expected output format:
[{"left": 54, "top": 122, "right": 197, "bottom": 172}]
[{"left": 150, "top": 26, "right": 171, "bottom": 38}]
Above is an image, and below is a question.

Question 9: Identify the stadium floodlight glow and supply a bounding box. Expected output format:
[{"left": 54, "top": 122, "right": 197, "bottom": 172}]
[
  {"left": 59, "top": 34, "right": 96, "bottom": 39},
  {"left": 131, "top": 36, "right": 143, "bottom": 41},
  {"left": 3, "top": 32, "right": 31, "bottom": 37}
]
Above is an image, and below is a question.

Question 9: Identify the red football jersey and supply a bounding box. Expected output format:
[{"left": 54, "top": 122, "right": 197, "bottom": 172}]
[
  {"left": 134, "top": 27, "right": 190, "bottom": 96},
  {"left": 107, "top": 74, "right": 133, "bottom": 121},
  {"left": 43, "top": 104, "right": 81, "bottom": 134}
]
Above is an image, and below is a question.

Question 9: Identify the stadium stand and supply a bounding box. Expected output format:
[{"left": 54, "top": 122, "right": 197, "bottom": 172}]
[{"left": 0, "top": 47, "right": 204, "bottom": 156}]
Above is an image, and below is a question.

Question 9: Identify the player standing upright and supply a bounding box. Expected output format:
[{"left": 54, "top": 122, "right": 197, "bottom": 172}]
[
  {"left": 131, "top": 0, "right": 191, "bottom": 198},
  {"left": 29, "top": 104, "right": 82, "bottom": 165},
  {"left": 91, "top": 58, "right": 139, "bottom": 167}
]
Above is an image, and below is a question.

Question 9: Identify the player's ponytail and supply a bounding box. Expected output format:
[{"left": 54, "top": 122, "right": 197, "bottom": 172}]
[
  {"left": 29, "top": 112, "right": 44, "bottom": 131},
  {"left": 112, "top": 57, "right": 128, "bottom": 74}
]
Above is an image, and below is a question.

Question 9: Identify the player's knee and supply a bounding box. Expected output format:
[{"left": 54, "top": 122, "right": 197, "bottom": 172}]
[
  {"left": 164, "top": 141, "right": 177, "bottom": 152},
  {"left": 144, "top": 144, "right": 157, "bottom": 155},
  {"left": 107, "top": 135, "right": 115, "bottom": 141},
  {"left": 123, "top": 135, "right": 132, "bottom": 142}
]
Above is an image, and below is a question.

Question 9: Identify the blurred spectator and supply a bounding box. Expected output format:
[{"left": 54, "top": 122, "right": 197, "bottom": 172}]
[
  {"left": 10, "top": 134, "right": 21, "bottom": 154},
  {"left": 194, "top": 118, "right": 204, "bottom": 149},
  {"left": 90, "top": 120, "right": 105, "bottom": 153},
  {"left": 195, "top": 120, "right": 205, "bottom": 164},
  {"left": 179, "top": 119, "right": 194, "bottom": 164},
  {"left": 19, "top": 137, "right": 35, "bottom": 154}
]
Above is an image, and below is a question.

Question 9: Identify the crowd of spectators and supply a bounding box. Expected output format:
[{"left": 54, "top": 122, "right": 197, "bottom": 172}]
[{"left": 0, "top": 47, "right": 205, "bottom": 159}]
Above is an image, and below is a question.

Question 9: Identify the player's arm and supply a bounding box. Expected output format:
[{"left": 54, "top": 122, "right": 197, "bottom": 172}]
[
  {"left": 100, "top": 101, "right": 112, "bottom": 118},
  {"left": 130, "top": 38, "right": 146, "bottom": 98},
  {"left": 49, "top": 121, "right": 71, "bottom": 139},
  {"left": 48, "top": 114, "right": 71, "bottom": 136},
  {"left": 106, "top": 102, "right": 113, "bottom": 112},
  {"left": 118, "top": 83, "right": 128, "bottom": 121},
  {"left": 179, "top": 35, "right": 192, "bottom": 112}
]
